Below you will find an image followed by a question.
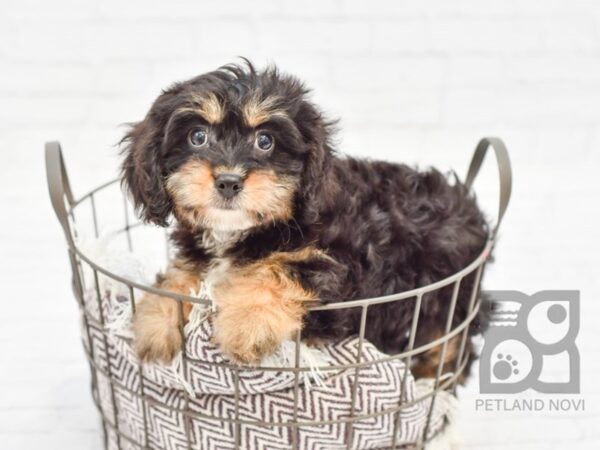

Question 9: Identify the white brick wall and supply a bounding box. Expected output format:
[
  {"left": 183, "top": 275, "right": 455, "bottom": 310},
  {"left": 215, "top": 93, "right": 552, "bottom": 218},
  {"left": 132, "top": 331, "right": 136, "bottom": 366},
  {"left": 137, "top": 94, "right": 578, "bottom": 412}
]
[{"left": 1, "top": 1, "right": 599, "bottom": 448}]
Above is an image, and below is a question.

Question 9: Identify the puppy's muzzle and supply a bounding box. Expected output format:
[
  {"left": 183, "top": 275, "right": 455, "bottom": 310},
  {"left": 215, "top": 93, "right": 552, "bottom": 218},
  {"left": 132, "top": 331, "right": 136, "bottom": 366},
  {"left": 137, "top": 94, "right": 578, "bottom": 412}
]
[{"left": 215, "top": 173, "right": 243, "bottom": 199}]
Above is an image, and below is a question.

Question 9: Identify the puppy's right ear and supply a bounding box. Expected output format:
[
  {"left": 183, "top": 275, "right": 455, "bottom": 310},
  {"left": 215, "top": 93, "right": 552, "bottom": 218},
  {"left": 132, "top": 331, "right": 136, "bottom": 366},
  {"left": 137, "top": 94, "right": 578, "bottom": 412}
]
[{"left": 120, "top": 111, "right": 172, "bottom": 227}]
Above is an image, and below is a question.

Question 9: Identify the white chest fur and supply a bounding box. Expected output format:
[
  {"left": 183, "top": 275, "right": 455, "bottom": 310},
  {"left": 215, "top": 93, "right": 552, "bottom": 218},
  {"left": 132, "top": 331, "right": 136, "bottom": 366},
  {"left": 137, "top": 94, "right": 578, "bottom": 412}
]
[
  {"left": 200, "top": 228, "right": 243, "bottom": 257},
  {"left": 202, "top": 257, "right": 231, "bottom": 301},
  {"left": 198, "top": 229, "right": 243, "bottom": 303}
]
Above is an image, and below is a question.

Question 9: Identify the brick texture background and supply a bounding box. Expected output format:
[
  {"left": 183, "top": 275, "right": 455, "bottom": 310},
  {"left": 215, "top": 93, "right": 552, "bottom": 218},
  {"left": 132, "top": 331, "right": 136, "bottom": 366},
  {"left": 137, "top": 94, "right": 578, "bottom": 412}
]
[{"left": 1, "top": 1, "right": 599, "bottom": 448}]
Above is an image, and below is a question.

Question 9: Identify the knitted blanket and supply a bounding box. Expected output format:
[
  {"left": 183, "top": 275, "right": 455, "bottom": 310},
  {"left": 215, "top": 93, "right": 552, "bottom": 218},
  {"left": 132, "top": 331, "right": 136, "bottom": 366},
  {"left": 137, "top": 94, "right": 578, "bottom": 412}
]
[{"left": 79, "top": 240, "right": 458, "bottom": 449}]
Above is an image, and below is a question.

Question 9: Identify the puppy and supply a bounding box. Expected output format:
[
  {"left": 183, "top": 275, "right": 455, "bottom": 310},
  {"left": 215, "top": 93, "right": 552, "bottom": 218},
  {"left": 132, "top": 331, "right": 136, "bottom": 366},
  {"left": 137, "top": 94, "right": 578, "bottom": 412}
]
[{"left": 121, "top": 61, "right": 489, "bottom": 379}]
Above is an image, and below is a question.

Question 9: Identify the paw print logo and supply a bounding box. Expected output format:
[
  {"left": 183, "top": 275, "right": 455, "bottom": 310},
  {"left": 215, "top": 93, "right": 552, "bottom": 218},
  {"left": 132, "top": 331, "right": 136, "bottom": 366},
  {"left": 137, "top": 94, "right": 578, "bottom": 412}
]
[
  {"left": 493, "top": 353, "right": 519, "bottom": 380},
  {"left": 480, "top": 291, "right": 580, "bottom": 394}
]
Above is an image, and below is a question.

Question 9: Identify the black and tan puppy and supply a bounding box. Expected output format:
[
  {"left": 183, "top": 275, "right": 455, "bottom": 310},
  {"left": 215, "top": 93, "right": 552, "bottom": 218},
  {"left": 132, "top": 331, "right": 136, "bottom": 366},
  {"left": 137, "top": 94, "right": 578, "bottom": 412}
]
[{"left": 121, "top": 61, "right": 489, "bottom": 379}]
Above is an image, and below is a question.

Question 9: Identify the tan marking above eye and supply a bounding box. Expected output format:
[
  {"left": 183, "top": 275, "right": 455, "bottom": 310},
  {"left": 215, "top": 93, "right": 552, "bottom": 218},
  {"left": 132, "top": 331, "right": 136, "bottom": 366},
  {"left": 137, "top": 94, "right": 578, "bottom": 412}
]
[
  {"left": 177, "top": 92, "right": 225, "bottom": 125},
  {"left": 242, "top": 95, "right": 288, "bottom": 128}
]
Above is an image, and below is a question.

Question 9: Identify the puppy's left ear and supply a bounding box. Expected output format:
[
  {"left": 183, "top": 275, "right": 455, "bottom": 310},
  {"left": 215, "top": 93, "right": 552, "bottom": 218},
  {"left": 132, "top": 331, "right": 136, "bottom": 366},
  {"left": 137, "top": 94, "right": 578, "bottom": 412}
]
[
  {"left": 296, "top": 101, "right": 337, "bottom": 219},
  {"left": 299, "top": 102, "right": 329, "bottom": 172},
  {"left": 121, "top": 105, "right": 173, "bottom": 226}
]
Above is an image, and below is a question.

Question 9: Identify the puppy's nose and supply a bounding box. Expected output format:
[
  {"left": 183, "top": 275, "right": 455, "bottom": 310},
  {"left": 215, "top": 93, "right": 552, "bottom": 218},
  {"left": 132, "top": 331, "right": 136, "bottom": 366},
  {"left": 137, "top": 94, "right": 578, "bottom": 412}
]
[{"left": 215, "top": 173, "right": 243, "bottom": 199}]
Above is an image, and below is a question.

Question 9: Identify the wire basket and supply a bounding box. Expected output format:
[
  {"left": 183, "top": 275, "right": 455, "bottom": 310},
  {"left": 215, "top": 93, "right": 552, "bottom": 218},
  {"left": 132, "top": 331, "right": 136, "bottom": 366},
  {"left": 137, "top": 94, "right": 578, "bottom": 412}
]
[{"left": 46, "top": 137, "right": 511, "bottom": 450}]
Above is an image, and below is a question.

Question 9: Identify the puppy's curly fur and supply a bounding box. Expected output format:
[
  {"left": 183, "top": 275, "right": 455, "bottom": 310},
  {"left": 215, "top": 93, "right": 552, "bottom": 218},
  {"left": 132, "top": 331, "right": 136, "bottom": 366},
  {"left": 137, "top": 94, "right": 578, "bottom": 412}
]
[{"left": 121, "top": 61, "right": 490, "bottom": 379}]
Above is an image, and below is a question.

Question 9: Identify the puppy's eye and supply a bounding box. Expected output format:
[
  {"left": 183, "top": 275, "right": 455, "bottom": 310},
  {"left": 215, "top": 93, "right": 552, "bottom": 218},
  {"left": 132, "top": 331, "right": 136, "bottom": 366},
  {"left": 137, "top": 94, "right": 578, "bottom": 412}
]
[
  {"left": 255, "top": 133, "right": 274, "bottom": 152},
  {"left": 189, "top": 128, "right": 208, "bottom": 148}
]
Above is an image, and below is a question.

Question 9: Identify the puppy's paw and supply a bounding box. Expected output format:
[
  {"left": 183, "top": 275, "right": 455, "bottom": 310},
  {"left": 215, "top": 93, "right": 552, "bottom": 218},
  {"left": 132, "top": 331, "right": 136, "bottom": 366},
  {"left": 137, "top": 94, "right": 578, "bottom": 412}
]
[
  {"left": 210, "top": 256, "right": 312, "bottom": 365},
  {"left": 213, "top": 319, "right": 281, "bottom": 365},
  {"left": 213, "top": 302, "right": 301, "bottom": 365},
  {"left": 133, "top": 297, "right": 182, "bottom": 364}
]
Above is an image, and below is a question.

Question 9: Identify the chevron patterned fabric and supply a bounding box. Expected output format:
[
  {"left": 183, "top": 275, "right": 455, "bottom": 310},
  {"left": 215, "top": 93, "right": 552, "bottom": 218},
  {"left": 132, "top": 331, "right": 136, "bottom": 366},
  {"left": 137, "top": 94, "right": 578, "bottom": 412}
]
[{"left": 79, "top": 271, "right": 455, "bottom": 449}]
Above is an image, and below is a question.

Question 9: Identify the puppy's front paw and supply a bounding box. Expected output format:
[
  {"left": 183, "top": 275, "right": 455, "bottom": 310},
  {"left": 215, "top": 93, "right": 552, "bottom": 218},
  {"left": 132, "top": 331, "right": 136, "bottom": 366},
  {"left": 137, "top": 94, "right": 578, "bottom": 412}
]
[
  {"left": 213, "top": 302, "right": 301, "bottom": 365},
  {"left": 211, "top": 257, "right": 312, "bottom": 365},
  {"left": 213, "top": 317, "right": 281, "bottom": 365},
  {"left": 133, "top": 297, "right": 182, "bottom": 364}
]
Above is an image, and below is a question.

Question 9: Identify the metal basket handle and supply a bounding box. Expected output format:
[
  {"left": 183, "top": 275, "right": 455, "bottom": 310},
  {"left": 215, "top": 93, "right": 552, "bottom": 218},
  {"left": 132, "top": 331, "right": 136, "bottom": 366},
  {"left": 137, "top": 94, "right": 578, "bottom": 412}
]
[
  {"left": 464, "top": 137, "right": 512, "bottom": 239},
  {"left": 45, "top": 141, "right": 76, "bottom": 248}
]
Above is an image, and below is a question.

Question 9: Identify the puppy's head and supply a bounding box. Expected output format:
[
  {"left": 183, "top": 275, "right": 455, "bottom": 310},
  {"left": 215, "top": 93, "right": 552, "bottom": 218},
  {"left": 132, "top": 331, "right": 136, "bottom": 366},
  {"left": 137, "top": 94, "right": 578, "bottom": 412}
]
[{"left": 121, "top": 61, "right": 333, "bottom": 232}]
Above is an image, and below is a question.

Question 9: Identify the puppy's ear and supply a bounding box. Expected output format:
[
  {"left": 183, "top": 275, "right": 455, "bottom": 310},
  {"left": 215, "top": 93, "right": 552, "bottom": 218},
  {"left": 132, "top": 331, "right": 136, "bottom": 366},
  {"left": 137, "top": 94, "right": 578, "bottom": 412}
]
[
  {"left": 121, "top": 96, "right": 174, "bottom": 226},
  {"left": 296, "top": 101, "right": 338, "bottom": 220}
]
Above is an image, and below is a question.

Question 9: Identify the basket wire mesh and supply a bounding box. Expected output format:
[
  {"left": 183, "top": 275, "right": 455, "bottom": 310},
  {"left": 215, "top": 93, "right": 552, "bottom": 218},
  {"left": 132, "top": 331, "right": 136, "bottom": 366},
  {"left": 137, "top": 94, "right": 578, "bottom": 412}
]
[{"left": 45, "top": 137, "right": 511, "bottom": 449}]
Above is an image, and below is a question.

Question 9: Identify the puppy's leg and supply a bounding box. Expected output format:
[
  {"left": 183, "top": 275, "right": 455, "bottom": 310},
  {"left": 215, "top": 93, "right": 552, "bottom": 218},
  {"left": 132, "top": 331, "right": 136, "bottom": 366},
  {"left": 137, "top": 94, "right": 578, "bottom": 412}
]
[
  {"left": 133, "top": 263, "right": 200, "bottom": 363},
  {"left": 212, "top": 250, "right": 318, "bottom": 364},
  {"left": 411, "top": 330, "right": 465, "bottom": 381}
]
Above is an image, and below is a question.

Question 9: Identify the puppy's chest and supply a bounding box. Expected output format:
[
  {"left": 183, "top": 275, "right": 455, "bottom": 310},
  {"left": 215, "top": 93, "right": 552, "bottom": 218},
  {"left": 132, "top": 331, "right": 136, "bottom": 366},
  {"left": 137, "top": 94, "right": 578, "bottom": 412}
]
[
  {"left": 202, "top": 257, "right": 232, "bottom": 294},
  {"left": 197, "top": 229, "right": 240, "bottom": 299},
  {"left": 194, "top": 229, "right": 286, "bottom": 299}
]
